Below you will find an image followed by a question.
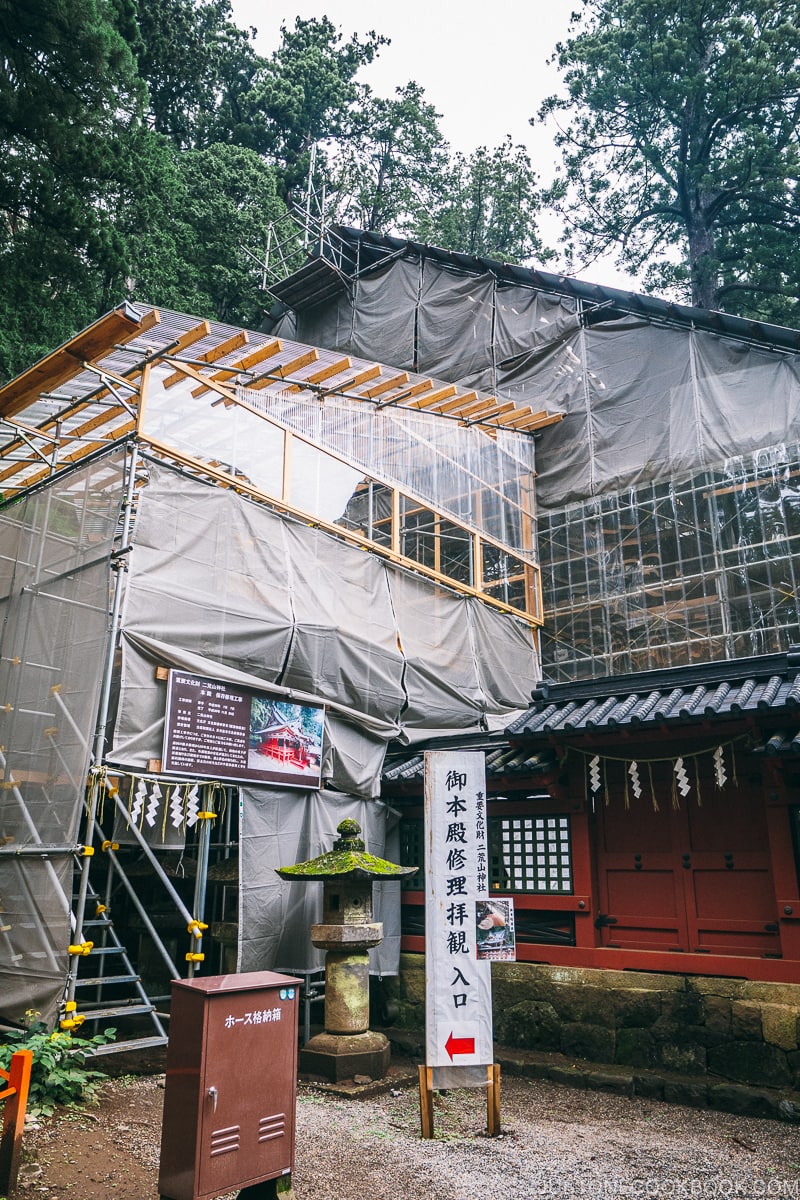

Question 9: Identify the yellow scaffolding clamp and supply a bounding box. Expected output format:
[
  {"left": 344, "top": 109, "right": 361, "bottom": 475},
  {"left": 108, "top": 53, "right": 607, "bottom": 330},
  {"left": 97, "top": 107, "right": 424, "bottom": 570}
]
[
  {"left": 59, "top": 1001, "right": 86, "bottom": 1031},
  {"left": 67, "top": 941, "right": 94, "bottom": 957}
]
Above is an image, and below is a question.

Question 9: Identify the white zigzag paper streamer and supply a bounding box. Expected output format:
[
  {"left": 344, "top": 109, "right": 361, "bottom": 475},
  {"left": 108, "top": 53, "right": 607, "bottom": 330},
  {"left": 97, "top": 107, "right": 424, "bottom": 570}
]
[
  {"left": 713, "top": 746, "right": 727, "bottom": 788},
  {"left": 674, "top": 757, "right": 691, "bottom": 797},
  {"left": 589, "top": 755, "right": 602, "bottom": 793},
  {"left": 628, "top": 761, "right": 642, "bottom": 799},
  {"left": 169, "top": 786, "right": 185, "bottom": 829},
  {"left": 145, "top": 781, "right": 162, "bottom": 828},
  {"left": 130, "top": 778, "right": 147, "bottom": 824},
  {"left": 186, "top": 784, "right": 200, "bottom": 828}
]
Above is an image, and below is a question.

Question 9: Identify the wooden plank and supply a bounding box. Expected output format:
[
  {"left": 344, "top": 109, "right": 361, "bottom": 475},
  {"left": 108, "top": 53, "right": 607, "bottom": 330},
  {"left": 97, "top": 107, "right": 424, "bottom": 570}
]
[
  {"left": 408, "top": 386, "right": 458, "bottom": 411},
  {"left": 248, "top": 348, "right": 320, "bottom": 389},
  {"left": 418, "top": 1065, "right": 435, "bottom": 1139},
  {"left": 362, "top": 372, "right": 410, "bottom": 400},
  {"left": 162, "top": 330, "right": 249, "bottom": 389},
  {"left": 492, "top": 406, "right": 534, "bottom": 427},
  {"left": 468, "top": 402, "right": 516, "bottom": 424},
  {"left": 433, "top": 390, "right": 479, "bottom": 415},
  {"left": 456, "top": 399, "right": 507, "bottom": 423},
  {"left": 324, "top": 363, "right": 381, "bottom": 395},
  {"left": 377, "top": 379, "right": 433, "bottom": 406},
  {"left": 191, "top": 339, "right": 283, "bottom": 397},
  {"left": 511, "top": 410, "right": 565, "bottom": 432},
  {"left": 164, "top": 319, "right": 210, "bottom": 356},
  {"left": 0, "top": 306, "right": 159, "bottom": 418},
  {"left": 283, "top": 355, "right": 352, "bottom": 395}
]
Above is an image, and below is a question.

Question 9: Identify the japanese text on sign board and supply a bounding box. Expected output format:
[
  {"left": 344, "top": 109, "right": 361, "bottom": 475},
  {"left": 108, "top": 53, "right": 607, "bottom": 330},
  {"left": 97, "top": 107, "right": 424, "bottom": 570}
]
[{"left": 424, "top": 752, "right": 493, "bottom": 1070}]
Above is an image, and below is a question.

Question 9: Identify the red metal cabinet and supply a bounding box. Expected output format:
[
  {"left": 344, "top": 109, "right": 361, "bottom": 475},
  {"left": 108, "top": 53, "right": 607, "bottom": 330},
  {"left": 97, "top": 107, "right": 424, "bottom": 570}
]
[{"left": 158, "top": 971, "right": 300, "bottom": 1200}]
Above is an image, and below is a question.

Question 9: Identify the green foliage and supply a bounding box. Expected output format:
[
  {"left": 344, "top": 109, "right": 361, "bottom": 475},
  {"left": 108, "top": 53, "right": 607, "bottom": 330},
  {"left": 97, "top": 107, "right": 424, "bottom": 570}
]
[
  {"left": 330, "top": 81, "right": 450, "bottom": 235},
  {"left": 0, "top": 0, "right": 146, "bottom": 381},
  {"left": 415, "top": 137, "right": 550, "bottom": 265},
  {"left": 133, "top": 0, "right": 258, "bottom": 148},
  {"left": 0, "top": 1015, "right": 116, "bottom": 1117},
  {"left": 124, "top": 140, "right": 288, "bottom": 325},
  {"left": 241, "top": 16, "right": 388, "bottom": 203},
  {"left": 538, "top": 0, "right": 800, "bottom": 319}
]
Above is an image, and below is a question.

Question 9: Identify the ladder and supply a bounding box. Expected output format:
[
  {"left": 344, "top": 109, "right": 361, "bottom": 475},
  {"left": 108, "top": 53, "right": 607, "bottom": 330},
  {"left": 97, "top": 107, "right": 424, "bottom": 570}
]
[{"left": 70, "top": 864, "right": 168, "bottom": 1056}]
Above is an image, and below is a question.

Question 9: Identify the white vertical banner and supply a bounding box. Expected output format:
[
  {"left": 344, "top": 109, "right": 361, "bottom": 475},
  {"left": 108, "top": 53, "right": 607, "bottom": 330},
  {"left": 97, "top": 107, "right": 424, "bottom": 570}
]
[{"left": 424, "top": 750, "right": 493, "bottom": 1077}]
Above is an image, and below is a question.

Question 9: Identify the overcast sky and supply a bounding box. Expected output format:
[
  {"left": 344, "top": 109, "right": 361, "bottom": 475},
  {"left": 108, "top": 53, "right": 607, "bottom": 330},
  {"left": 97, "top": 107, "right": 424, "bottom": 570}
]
[
  {"left": 228, "top": 1, "right": 637, "bottom": 287},
  {"left": 229, "top": 1, "right": 574, "bottom": 159}
]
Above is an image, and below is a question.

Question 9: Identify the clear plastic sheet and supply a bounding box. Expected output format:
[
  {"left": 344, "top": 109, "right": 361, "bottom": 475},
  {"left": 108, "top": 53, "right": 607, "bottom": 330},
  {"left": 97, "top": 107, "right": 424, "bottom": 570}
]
[
  {"left": 539, "top": 440, "right": 800, "bottom": 680},
  {"left": 277, "top": 258, "right": 800, "bottom": 511}
]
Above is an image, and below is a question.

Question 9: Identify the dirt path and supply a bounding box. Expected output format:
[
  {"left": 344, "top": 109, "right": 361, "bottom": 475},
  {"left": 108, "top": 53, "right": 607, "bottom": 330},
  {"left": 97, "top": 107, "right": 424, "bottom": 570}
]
[{"left": 13, "top": 1071, "right": 800, "bottom": 1200}]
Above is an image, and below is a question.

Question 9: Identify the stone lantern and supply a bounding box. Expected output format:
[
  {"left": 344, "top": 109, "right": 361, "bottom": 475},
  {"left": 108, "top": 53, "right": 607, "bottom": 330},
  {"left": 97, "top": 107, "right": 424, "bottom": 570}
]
[{"left": 276, "top": 818, "right": 417, "bottom": 1082}]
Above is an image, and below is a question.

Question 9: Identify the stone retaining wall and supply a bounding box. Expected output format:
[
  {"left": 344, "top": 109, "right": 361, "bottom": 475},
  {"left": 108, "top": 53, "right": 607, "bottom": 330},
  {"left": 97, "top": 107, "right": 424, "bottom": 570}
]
[{"left": 387, "top": 954, "right": 800, "bottom": 1112}]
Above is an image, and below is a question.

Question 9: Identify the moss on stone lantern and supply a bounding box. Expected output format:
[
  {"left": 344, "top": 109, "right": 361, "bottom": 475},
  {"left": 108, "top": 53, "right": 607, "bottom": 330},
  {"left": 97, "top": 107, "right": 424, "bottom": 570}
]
[{"left": 276, "top": 819, "right": 417, "bottom": 1082}]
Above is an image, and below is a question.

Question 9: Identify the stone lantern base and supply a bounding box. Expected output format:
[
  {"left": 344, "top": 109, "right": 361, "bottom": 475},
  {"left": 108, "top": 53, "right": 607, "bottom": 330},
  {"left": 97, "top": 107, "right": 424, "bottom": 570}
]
[{"left": 298, "top": 1030, "right": 390, "bottom": 1083}]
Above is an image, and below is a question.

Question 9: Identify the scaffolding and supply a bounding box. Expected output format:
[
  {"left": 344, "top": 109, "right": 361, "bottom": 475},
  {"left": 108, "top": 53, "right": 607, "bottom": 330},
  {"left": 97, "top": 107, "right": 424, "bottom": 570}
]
[
  {"left": 539, "top": 439, "right": 800, "bottom": 680},
  {"left": 0, "top": 303, "right": 548, "bottom": 1046}
]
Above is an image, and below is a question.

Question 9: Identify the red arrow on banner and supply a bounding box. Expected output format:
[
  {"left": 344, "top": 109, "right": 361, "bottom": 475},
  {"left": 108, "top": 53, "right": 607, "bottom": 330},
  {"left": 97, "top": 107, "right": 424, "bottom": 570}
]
[{"left": 445, "top": 1032, "right": 476, "bottom": 1060}]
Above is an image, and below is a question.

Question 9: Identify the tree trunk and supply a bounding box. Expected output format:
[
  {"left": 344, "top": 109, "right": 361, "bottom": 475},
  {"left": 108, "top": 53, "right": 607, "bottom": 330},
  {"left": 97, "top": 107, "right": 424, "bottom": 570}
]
[{"left": 687, "top": 207, "right": 718, "bottom": 310}]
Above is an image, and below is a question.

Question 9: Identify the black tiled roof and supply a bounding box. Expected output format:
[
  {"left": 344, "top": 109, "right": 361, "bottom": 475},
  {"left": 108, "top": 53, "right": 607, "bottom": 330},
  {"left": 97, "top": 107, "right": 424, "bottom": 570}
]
[
  {"left": 314, "top": 227, "right": 800, "bottom": 357},
  {"left": 507, "top": 652, "right": 800, "bottom": 740},
  {"left": 382, "top": 743, "right": 555, "bottom": 787}
]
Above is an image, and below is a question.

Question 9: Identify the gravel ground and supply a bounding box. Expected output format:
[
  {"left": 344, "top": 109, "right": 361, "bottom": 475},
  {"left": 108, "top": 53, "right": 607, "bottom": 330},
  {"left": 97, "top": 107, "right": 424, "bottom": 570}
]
[{"left": 17, "top": 1071, "right": 800, "bottom": 1200}]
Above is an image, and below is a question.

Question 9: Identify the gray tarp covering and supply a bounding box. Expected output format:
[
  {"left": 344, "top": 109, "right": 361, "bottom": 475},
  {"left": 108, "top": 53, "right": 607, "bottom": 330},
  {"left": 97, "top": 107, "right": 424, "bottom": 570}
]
[
  {"left": 111, "top": 464, "right": 539, "bottom": 976},
  {"left": 111, "top": 631, "right": 397, "bottom": 799},
  {"left": 277, "top": 257, "right": 800, "bottom": 509},
  {"left": 0, "top": 452, "right": 124, "bottom": 1025},
  {"left": 112, "top": 465, "right": 540, "bottom": 793},
  {"left": 238, "top": 787, "right": 401, "bottom": 976}
]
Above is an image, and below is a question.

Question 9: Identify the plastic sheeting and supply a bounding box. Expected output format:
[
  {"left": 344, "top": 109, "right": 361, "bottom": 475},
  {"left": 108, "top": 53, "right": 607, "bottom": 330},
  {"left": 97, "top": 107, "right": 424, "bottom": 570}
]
[
  {"left": 111, "top": 463, "right": 540, "bottom": 797},
  {"left": 0, "top": 451, "right": 124, "bottom": 1025},
  {"left": 238, "top": 788, "right": 403, "bottom": 976},
  {"left": 540, "top": 438, "right": 800, "bottom": 680},
  {"left": 277, "top": 256, "right": 800, "bottom": 511},
  {"left": 108, "top": 463, "right": 538, "bottom": 978}
]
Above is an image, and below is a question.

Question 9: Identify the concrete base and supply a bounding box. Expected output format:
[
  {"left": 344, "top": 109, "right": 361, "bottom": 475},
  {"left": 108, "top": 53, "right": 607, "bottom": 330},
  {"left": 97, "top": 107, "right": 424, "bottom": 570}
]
[{"left": 299, "top": 1030, "right": 390, "bottom": 1083}]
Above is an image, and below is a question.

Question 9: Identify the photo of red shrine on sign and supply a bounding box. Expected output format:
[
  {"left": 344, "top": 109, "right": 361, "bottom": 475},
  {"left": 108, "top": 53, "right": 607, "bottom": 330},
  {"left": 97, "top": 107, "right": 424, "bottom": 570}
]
[{"left": 162, "top": 671, "right": 325, "bottom": 789}]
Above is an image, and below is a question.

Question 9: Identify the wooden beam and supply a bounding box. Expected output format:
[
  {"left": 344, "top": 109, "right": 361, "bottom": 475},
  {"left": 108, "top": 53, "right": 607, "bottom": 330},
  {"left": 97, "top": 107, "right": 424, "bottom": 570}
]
[
  {"left": 511, "top": 410, "right": 565, "bottom": 432},
  {"left": 248, "top": 348, "right": 320, "bottom": 389},
  {"left": 168, "top": 319, "right": 212, "bottom": 355},
  {"left": 408, "top": 385, "right": 458, "bottom": 411},
  {"left": 377, "top": 379, "right": 433, "bottom": 407},
  {"left": 362, "top": 372, "right": 410, "bottom": 400},
  {"left": 433, "top": 390, "right": 479, "bottom": 415},
  {"left": 492, "top": 406, "right": 534, "bottom": 427},
  {"left": 283, "top": 355, "right": 352, "bottom": 394},
  {"left": 191, "top": 339, "right": 283, "bottom": 398},
  {"left": 464, "top": 401, "right": 517, "bottom": 424},
  {"left": 451, "top": 396, "right": 499, "bottom": 421},
  {"left": 323, "top": 363, "right": 381, "bottom": 395},
  {"left": 0, "top": 306, "right": 159, "bottom": 419},
  {"left": 162, "top": 330, "right": 249, "bottom": 389}
]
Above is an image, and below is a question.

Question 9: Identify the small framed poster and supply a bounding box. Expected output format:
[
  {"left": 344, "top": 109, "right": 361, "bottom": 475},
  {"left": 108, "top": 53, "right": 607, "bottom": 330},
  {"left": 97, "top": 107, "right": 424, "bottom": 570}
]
[
  {"left": 162, "top": 671, "right": 324, "bottom": 789},
  {"left": 475, "top": 899, "right": 516, "bottom": 961}
]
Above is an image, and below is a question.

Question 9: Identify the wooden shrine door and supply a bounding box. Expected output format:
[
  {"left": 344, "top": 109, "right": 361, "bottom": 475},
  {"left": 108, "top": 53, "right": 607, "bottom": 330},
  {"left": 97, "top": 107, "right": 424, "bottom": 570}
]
[{"left": 594, "top": 761, "right": 780, "bottom": 959}]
